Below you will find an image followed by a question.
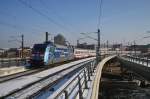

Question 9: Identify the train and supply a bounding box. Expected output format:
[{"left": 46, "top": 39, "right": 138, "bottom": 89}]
[
  {"left": 74, "top": 49, "right": 96, "bottom": 58},
  {"left": 29, "top": 41, "right": 95, "bottom": 67}
]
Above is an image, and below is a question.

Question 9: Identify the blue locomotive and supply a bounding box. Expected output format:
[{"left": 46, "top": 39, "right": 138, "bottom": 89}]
[{"left": 29, "top": 41, "right": 74, "bottom": 67}]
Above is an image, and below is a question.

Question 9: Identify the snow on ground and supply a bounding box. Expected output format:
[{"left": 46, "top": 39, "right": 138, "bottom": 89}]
[
  {"left": 0, "top": 57, "right": 95, "bottom": 97},
  {"left": 47, "top": 66, "right": 96, "bottom": 99}
]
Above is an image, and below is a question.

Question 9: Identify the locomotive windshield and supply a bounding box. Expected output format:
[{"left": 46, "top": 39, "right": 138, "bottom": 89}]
[{"left": 32, "top": 44, "right": 47, "bottom": 53}]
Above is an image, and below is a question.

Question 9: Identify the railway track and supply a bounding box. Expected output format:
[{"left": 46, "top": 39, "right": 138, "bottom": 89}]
[
  {"left": 0, "top": 68, "right": 45, "bottom": 83},
  {"left": 100, "top": 61, "right": 150, "bottom": 99},
  {"left": 0, "top": 59, "right": 79, "bottom": 83},
  {"left": 2, "top": 59, "right": 94, "bottom": 99}
]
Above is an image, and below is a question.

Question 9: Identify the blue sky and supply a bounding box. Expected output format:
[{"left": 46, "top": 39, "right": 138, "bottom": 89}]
[{"left": 0, "top": 0, "right": 150, "bottom": 48}]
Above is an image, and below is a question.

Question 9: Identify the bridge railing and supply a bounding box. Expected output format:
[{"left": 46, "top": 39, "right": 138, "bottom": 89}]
[
  {"left": 0, "top": 57, "right": 29, "bottom": 67},
  {"left": 49, "top": 59, "right": 96, "bottom": 99},
  {"left": 49, "top": 55, "right": 116, "bottom": 99},
  {"left": 122, "top": 55, "right": 150, "bottom": 67}
]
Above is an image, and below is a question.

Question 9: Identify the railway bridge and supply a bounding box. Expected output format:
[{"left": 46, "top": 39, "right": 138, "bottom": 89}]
[
  {"left": 49, "top": 55, "right": 150, "bottom": 99},
  {"left": 0, "top": 55, "right": 150, "bottom": 99}
]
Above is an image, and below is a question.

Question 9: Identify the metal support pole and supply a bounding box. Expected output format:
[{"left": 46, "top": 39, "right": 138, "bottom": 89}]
[
  {"left": 17, "top": 58, "right": 19, "bottom": 66},
  {"left": 15, "top": 58, "right": 17, "bottom": 66},
  {"left": 8, "top": 57, "right": 10, "bottom": 67},
  {"left": 21, "top": 34, "right": 24, "bottom": 58},
  {"left": 107, "top": 40, "right": 108, "bottom": 55},
  {"left": 78, "top": 76, "right": 83, "bottom": 99},
  {"left": 89, "top": 63, "right": 93, "bottom": 76},
  {"left": 129, "top": 73, "right": 133, "bottom": 81},
  {"left": 134, "top": 41, "right": 136, "bottom": 56},
  {"left": 147, "top": 57, "right": 148, "bottom": 66},
  {"left": 93, "top": 60, "right": 97, "bottom": 70},
  {"left": 45, "top": 32, "right": 48, "bottom": 43},
  {"left": 64, "top": 90, "right": 68, "bottom": 99},
  {"left": 83, "top": 69, "right": 88, "bottom": 89},
  {"left": 77, "top": 40, "right": 79, "bottom": 46},
  {"left": 96, "top": 29, "right": 101, "bottom": 64},
  {"left": 1, "top": 54, "right": 3, "bottom": 67},
  {"left": 135, "top": 56, "right": 136, "bottom": 62},
  {"left": 92, "top": 61, "right": 95, "bottom": 72},
  {"left": 142, "top": 57, "right": 144, "bottom": 65},
  {"left": 87, "top": 64, "right": 91, "bottom": 81}
]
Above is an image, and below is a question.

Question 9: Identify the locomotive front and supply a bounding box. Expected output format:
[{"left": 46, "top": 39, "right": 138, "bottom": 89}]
[{"left": 30, "top": 44, "right": 47, "bottom": 66}]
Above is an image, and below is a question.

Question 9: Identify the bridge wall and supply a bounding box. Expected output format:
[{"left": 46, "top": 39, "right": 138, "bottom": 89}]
[
  {"left": 91, "top": 55, "right": 117, "bottom": 99},
  {"left": 118, "top": 57, "right": 150, "bottom": 81}
]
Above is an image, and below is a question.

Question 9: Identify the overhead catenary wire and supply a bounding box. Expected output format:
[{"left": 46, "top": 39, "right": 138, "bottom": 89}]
[
  {"left": 0, "top": 20, "right": 44, "bottom": 34},
  {"left": 17, "top": 0, "right": 70, "bottom": 32},
  {"left": 0, "top": 11, "right": 17, "bottom": 19},
  {"left": 0, "top": 10, "right": 47, "bottom": 33},
  {"left": 0, "top": 20, "right": 22, "bottom": 30},
  {"left": 39, "top": 0, "right": 74, "bottom": 29}
]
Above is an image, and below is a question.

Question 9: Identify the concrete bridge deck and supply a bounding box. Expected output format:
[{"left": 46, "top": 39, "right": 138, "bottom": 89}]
[{"left": 91, "top": 55, "right": 150, "bottom": 99}]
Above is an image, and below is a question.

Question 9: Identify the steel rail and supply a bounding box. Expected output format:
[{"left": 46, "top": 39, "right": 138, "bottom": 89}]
[
  {"left": 2, "top": 59, "right": 95, "bottom": 99},
  {"left": 49, "top": 60, "right": 96, "bottom": 99},
  {"left": 0, "top": 68, "right": 44, "bottom": 83},
  {"left": 0, "top": 59, "right": 78, "bottom": 83}
]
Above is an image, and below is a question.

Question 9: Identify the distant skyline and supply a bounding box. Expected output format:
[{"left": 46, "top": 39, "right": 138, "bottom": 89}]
[{"left": 0, "top": 0, "right": 150, "bottom": 48}]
